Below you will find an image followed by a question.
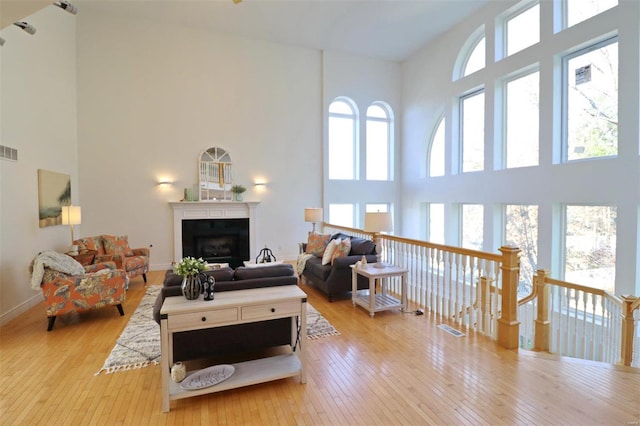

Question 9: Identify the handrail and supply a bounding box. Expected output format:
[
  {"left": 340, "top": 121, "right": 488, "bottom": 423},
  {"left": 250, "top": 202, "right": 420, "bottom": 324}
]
[{"left": 317, "top": 223, "right": 638, "bottom": 367}]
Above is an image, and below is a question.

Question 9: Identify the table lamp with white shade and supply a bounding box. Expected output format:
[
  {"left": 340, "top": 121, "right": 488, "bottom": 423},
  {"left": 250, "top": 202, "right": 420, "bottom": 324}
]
[
  {"left": 304, "top": 208, "right": 323, "bottom": 234},
  {"left": 364, "top": 211, "right": 393, "bottom": 268},
  {"left": 61, "top": 205, "right": 81, "bottom": 246}
]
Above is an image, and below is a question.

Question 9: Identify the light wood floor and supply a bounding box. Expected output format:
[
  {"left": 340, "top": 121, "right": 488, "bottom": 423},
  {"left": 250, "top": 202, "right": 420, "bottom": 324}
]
[{"left": 1, "top": 270, "right": 639, "bottom": 425}]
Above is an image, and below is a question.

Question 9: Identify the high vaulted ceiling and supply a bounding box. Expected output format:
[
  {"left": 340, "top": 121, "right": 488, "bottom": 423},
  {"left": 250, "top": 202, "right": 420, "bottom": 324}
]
[{"left": 2, "top": 0, "right": 492, "bottom": 61}]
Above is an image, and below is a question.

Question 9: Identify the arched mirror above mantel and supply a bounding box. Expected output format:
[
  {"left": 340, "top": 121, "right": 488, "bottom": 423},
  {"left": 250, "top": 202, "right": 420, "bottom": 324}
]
[{"left": 199, "top": 147, "right": 232, "bottom": 201}]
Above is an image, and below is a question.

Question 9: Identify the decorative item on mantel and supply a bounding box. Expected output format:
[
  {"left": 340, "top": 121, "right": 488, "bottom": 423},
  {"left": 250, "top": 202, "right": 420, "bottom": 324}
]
[
  {"left": 173, "top": 256, "right": 208, "bottom": 300},
  {"left": 231, "top": 184, "right": 246, "bottom": 201}
]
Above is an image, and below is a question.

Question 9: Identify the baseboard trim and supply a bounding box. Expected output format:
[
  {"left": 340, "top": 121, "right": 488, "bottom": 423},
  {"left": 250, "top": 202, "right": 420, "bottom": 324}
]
[{"left": 0, "top": 293, "right": 42, "bottom": 327}]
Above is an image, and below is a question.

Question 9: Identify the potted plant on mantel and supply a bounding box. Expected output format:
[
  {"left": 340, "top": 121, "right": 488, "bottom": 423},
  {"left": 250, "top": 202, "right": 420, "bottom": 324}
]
[
  {"left": 230, "top": 184, "right": 246, "bottom": 202},
  {"left": 173, "top": 256, "right": 208, "bottom": 300}
]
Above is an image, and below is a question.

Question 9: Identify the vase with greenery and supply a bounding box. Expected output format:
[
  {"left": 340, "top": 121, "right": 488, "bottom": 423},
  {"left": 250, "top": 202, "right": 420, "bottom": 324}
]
[
  {"left": 174, "top": 256, "right": 208, "bottom": 300},
  {"left": 231, "top": 184, "right": 246, "bottom": 201}
]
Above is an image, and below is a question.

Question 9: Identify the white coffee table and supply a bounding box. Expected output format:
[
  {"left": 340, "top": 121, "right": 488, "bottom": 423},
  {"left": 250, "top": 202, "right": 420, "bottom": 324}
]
[
  {"left": 159, "top": 286, "right": 307, "bottom": 412},
  {"left": 351, "top": 264, "right": 408, "bottom": 318}
]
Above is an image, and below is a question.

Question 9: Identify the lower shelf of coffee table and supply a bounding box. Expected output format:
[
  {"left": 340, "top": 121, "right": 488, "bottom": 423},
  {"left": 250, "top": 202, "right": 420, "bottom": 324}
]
[{"left": 169, "top": 353, "right": 302, "bottom": 401}]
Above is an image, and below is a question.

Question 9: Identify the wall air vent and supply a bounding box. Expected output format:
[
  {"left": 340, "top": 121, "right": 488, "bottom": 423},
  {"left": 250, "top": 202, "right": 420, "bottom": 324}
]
[{"left": 0, "top": 145, "right": 18, "bottom": 161}]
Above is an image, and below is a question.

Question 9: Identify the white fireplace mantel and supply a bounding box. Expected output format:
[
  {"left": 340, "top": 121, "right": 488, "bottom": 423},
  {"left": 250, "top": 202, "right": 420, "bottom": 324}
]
[{"left": 170, "top": 201, "right": 259, "bottom": 263}]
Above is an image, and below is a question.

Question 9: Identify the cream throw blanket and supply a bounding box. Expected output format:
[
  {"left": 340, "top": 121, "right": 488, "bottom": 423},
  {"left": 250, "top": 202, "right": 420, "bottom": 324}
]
[
  {"left": 296, "top": 253, "right": 314, "bottom": 275},
  {"left": 30, "top": 250, "right": 85, "bottom": 290}
]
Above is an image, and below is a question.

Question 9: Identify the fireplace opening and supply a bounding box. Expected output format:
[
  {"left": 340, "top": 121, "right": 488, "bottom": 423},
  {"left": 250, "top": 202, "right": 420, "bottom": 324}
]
[{"left": 182, "top": 218, "right": 249, "bottom": 268}]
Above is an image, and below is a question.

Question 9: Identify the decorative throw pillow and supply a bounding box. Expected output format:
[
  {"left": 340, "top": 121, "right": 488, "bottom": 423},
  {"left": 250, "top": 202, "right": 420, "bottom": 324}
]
[
  {"left": 103, "top": 235, "right": 134, "bottom": 257},
  {"left": 305, "top": 233, "right": 330, "bottom": 257},
  {"left": 321, "top": 239, "right": 340, "bottom": 266},
  {"left": 331, "top": 238, "right": 352, "bottom": 264}
]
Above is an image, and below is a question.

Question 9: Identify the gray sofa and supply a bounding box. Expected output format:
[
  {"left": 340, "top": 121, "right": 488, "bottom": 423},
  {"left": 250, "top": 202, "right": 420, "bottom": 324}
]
[
  {"left": 153, "top": 263, "right": 299, "bottom": 362},
  {"left": 301, "top": 233, "right": 378, "bottom": 301}
]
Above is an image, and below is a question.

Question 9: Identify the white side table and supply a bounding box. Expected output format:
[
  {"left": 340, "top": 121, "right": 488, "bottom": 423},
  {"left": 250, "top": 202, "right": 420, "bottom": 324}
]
[{"left": 351, "top": 264, "right": 408, "bottom": 318}]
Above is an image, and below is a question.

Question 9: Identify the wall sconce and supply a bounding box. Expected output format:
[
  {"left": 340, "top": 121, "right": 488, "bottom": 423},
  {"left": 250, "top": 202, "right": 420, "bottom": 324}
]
[
  {"left": 14, "top": 22, "right": 37, "bottom": 35},
  {"left": 54, "top": 1, "right": 78, "bottom": 15},
  {"left": 157, "top": 180, "right": 173, "bottom": 192}
]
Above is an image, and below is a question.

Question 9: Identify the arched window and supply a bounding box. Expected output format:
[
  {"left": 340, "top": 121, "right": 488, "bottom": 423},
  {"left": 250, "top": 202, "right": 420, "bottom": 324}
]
[
  {"left": 366, "top": 102, "right": 393, "bottom": 181},
  {"left": 328, "top": 98, "right": 358, "bottom": 180},
  {"left": 453, "top": 26, "right": 485, "bottom": 80},
  {"left": 428, "top": 117, "right": 445, "bottom": 177}
]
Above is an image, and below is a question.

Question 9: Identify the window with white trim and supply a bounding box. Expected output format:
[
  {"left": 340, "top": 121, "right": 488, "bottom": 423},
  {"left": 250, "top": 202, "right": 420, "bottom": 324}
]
[
  {"left": 462, "top": 204, "right": 483, "bottom": 250},
  {"left": 562, "top": 37, "right": 618, "bottom": 161},
  {"left": 464, "top": 37, "right": 485, "bottom": 77},
  {"left": 505, "top": 3, "right": 539, "bottom": 56},
  {"left": 329, "top": 203, "right": 354, "bottom": 228},
  {"left": 506, "top": 70, "right": 539, "bottom": 168},
  {"left": 564, "top": 205, "right": 616, "bottom": 292},
  {"left": 328, "top": 98, "right": 358, "bottom": 180},
  {"left": 429, "top": 203, "right": 445, "bottom": 244},
  {"left": 564, "top": 0, "right": 617, "bottom": 29},
  {"left": 460, "top": 90, "right": 485, "bottom": 173},
  {"left": 366, "top": 103, "right": 392, "bottom": 181}
]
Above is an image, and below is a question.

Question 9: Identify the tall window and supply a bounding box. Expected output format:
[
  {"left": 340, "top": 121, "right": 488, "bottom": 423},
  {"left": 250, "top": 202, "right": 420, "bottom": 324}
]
[
  {"left": 429, "top": 203, "right": 445, "bottom": 244},
  {"left": 564, "top": 205, "right": 616, "bottom": 292},
  {"left": 464, "top": 37, "right": 485, "bottom": 77},
  {"left": 565, "top": 0, "right": 617, "bottom": 28},
  {"left": 462, "top": 204, "right": 484, "bottom": 250},
  {"left": 563, "top": 38, "right": 618, "bottom": 161},
  {"left": 506, "top": 3, "right": 540, "bottom": 56},
  {"left": 329, "top": 204, "right": 354, "bottom": 228},
  {"left": 461, "top": 90, "right": 485, "bottom": 172},
  {"left": 328, "top": 98, "right": 357, "bottom": 180},
  {"left": 429, "top": 117, "right": 445, "bottom": 177},
  {"left": 366, "top": 103, "right": 392, "bottom": 181},
  {"left": 505, "top": 204, "right": 538, "bottom": 295},
  {"left": 506, "top": 71, "right": 539, "bottom": 168}
]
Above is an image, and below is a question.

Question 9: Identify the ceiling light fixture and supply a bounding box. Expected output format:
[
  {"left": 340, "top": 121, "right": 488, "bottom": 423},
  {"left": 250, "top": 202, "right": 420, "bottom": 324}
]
[
  {"left": 14, "top": 22, "right": 36, "bottom": 35},
  {"left": 54, "top": 0, "right": 78, "bottom": 15}
]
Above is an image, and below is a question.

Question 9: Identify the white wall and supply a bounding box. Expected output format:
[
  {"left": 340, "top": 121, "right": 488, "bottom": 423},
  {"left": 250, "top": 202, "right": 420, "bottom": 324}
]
[
  {"left": 0, "top": 6, "right": 78, "bottom": 324},
  {"left": 76, "top": 10, "right": 323, "bottom": 270},
  {"left": 401, "top": 1, "right": 640, "bottom": 295}
]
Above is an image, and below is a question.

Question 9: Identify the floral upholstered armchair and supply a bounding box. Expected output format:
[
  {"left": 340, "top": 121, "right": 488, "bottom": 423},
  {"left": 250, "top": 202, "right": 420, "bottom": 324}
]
[
  {"left": 30, "top": 251, "right": 128, "bottom": 331},
  {"left": 74, "top": 235, "right": 150, "bottom": 283}
]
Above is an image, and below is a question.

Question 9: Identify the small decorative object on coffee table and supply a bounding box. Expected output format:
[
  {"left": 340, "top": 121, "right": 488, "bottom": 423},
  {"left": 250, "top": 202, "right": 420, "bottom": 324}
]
[
  {"left": 203, "top": 275, "right": 215, "bottom": 301},
  {"left": 173, "top": 256, "right": 208, "bottom": 300}
]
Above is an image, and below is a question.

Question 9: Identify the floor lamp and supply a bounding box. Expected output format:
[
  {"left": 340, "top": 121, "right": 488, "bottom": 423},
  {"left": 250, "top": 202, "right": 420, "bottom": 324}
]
[
  {"left": 364, "top": 211, "right": 393, "bottom": 268},
  {"left": 304, "top": 208, "right": 323, "bottom": 234},
  {"left": 61, "top": 205, "right": 82, "bottom": 246}
]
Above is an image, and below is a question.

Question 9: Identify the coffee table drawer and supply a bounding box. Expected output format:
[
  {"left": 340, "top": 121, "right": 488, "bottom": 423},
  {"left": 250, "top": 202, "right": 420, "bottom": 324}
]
[
  {"left": 242, "top": 300, "right": 300, "bottom": 320},
  {"left": 168, "top": 308, "right": 238, "bottom": 330}
]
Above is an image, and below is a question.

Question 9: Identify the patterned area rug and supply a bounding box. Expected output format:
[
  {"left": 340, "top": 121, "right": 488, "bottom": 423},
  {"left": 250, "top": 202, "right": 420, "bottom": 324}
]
[{"left": 96, "top": 285, "right": 339, "bottom": 375}]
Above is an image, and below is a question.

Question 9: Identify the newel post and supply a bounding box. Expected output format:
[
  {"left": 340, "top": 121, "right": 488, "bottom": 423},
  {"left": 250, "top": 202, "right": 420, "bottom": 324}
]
[
  {"left": 533, "top": 269, "right": 551, "bottom": 351},
  {"left": 498, "top": 245, "right": 521, "bottom": 349},
  {"left": 619, "top": 295, "right": 638, "bottom": 367}
]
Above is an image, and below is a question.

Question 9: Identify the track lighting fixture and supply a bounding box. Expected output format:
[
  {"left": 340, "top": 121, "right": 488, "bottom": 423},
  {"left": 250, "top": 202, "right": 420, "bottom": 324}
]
[
  {"left": 54, "top": 1, "right": 78, "bottom": 15},
  {"left": 14, "top": 22, "right": 36, "bottom": 35}
]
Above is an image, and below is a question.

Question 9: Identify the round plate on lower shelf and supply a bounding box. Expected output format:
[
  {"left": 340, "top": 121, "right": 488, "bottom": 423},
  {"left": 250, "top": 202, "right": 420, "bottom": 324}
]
[{"left": 180, "top": 364, "right": 235, "bottom": 390}]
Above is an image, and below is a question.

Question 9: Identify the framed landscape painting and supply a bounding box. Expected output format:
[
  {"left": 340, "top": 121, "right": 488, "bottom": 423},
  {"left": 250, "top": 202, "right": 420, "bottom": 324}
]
[{"left": 38, "top": 169, "right": 71, "bottom": 228}]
